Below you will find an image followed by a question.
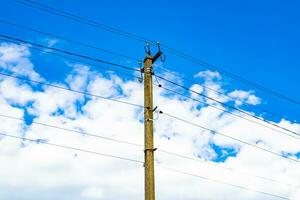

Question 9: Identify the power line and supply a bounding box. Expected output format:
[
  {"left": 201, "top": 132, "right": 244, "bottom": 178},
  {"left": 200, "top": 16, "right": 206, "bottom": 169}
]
[
  {"left": 1, "top": 112, "right": 298, "bottom": 189},
  {"left": 1, "top": 33, "right": 298, "bottom": 141},
  {"left": 0, "top": 33, "right": 298, "bottom": 189},
  {"left": 11, "top": 0, "right": 300, "bottom": 107},
  {"left": 0, "top": 114, "right": 142, "bottom": 147},
  {"left": 0, "top": 72, "right": 144, "bottom": 108},
  {"left": 11, "top": 0, "right": 152, "bottom": 44},
  {"left": 160, "top": 111, "right": 300, "bottom": 164},
  {"left": 0, "top": 34, "right": 140, "bottom": 72},
  {"left": 0, "top": 132, "right": 143, "bottom": 163},
  {"left": 157, "top": 149, "right": 300, "bottom": 189},
  {"left": 161, "top": 46, "right": 300, "bottom": 107},
  {"left": 157, "top": 65, "right": 288, "bottom": 120},
  {"left": 2, "top": 33, "right": 296, "bottom": 139},
  {"left": 157, "top": 166, "right": 290, "bottom": 200},
  {"left": 155, "top": 74, "right": 300, "bottom": 137},
  {"left": 0, "top": 131, "right": 291, "bottom": 199},
  {"left": 1, "top": 113, "right": 298, "bottom": 189},
  {"left": 0, "top": 37, "right": 142, "bottom": 81},
  {"left": 154, "top": 84, "right": 300, "bottom": 141},
  {"left": 0, "top": 19, "right": 141, "bottom": 62}
]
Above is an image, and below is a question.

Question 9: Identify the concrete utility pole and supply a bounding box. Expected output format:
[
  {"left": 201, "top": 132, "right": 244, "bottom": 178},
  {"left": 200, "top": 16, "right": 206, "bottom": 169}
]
[{"left": 143, "top": 45, "right": 162, "bottom": 200}]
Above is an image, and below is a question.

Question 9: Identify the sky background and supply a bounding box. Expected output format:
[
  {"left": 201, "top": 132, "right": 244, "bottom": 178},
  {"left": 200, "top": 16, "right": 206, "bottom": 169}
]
[{"left": 0, "top": 0, "right": 300, "bottom": 199}]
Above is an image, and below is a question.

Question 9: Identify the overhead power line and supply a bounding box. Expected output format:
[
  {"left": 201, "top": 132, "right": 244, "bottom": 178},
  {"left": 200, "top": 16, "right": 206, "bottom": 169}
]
[
  {"left": 157, "top": 166, "right": 289, "bottom": 200},
  {"left": 0, "top": 72, "right": 144, "bottom": 108},
  {"left": 0, "top": 34, "right": 140, "bottom": 72},
  {"left": 154, "top": 84, "right": 300, "bottom": 141},
  {"left": 0, "top": 37, "right": 141, "bottom": 81},
  {"left": 0, "top": 113, "right": 300, "bottom": 188},
  {"left": 11, "top": 0, "right": 300, "bottom": 107},
  {"left": 155, "top": 74, "right": 300, "bottom": 137},
  {"left": 157, "top": 66, "right": 288, "bottom": 120},
  {"left": 0, "top": 132, "right": 143, "bottom": 163},
  {"left": 0, "top": 19, "right": 141, "bottom": 62},
  {"left": 0, "top": 114, "right": 142, "bottom": 147},
  {"left": 11, "top": 0, "right": 151, "bottom": 43},
  {"left": 160, "top": 111, "right": 300, "bottom": 164},
  {"left": 0, "top": 131, "right": 290, "bottom": 199},
  {"left": 0, "top": 112, "right": 298, "bottom": 189},
  {"left": 2, "top": 33, "right": 296, "bottom": 140}
]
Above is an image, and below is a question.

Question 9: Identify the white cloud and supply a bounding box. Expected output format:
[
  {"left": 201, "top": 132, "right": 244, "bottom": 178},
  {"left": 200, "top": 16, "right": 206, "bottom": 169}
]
[
  {"left": 0, "top": 42, "right": 299, "bottom": 200},
  {"left": 228, "top": 90, "right": 261, "bottom": 106}
]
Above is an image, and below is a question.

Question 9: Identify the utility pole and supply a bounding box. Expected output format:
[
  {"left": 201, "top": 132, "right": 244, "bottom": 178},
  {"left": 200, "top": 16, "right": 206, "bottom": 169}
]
[{"left": 143, "top": 44, "right": 162, "bottom": 200}]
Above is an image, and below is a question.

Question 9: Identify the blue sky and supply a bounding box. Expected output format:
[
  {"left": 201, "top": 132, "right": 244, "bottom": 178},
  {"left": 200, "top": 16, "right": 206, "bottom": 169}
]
[{"left": 1, "top": 0, "right": 299, "bottom": 122}]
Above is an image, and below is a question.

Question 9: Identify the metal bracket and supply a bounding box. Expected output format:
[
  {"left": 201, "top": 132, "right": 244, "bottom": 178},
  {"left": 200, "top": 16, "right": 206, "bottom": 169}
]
[
  {"left": 138, "top": 61, "right": 144, "bottom": 83},
  {"left": 144, "top": 42, "right": 151, "bottom": 55},
  {"left": 144, "top": 148, "right": 157, "bottom": 153}
]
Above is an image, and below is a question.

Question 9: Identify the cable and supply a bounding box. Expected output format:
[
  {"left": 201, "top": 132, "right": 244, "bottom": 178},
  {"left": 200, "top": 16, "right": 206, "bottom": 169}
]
[
  {"left": 157, "top": 166, "right": 289, "bottom": 200},
  {"left": 155, "top": 74, "right": 300, "bottom": 137},
  {"left": 11, "top": 0, "right": 152, "bottom": 44},
  {"left": 0, "top": 19, "right": 141, "bottom": 62},
  {"left": 161, "top": 46, "right": 300, "bottom": 107},
  {"left": 2, "top": 113, "right": 298, "bottom": 189},
  {"left": 155, "top": 84, "right": 300, "bottom": 140},
  {"left": 1, "top": 33, "right": 297, "bottom": 140},
  {"left": 11, "top": 0, "right": 300, "bottom": 107},
  {"left": 0, "top": 114, "right": 142, "bottom": 147},
  {"left": 157, "top": 66, "right": 288, "bottom": 120},
  {"left": 0, "top": 34, "right": 140, "bottom": 72},
  {"left": 2, "top": 33, "right": 295, "bottom": 139},
  {"left": 0, "top": 130, "right": 290, "bottom": 199},
  {"left": 0, "top": 72, "right": 144, "bottom": 108},
  {"left": 1, "top": 112, "right": 298, "bottom": 189},
  {"left": 0, "top": 37, "right": 141, "bottom": 81},
  {"left": 0, "top": 132, "right": 143, "bottom": 163},
  {"left": 157, "top": 149, "right": 300, "bottom": 189},
  {"left": 161, "top": 111, "right": 300, "bottom": 164}
]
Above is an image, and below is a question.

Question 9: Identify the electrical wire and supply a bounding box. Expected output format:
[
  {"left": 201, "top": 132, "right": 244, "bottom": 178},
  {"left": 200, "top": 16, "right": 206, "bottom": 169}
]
[
  {"left": 154, "top": 84, "right": 300, "bottom": 140},
  {"left": 161, "top": 111, "right": 300, "bottom": 164},
  {"left": 11, "top": 0, "right": 152, "bottom": 44},
  {"left": 0, "top": 37, "right": 142, "bottom": 81},
  {"left": 157, "top": 166, "right": 290, "bottom": 200},
  {"left": 2, "top": 33, "right": 295, "bottom": 140},
  {"left": 157, "top": 149, "right": 300, "bottom": 189},
  {"left": 0, "top": 19, "right": 141, "bottom": 62},
  {"left": 157, "top": 65, "right": 288, "bottom": 120},
  {"left": 155, "top": 74, "right": 300, "bottom": 137},
  {"left": 0, "top": 34, "right": 140, "bottom": 72},
  {"left": 1, "top": 112, "right": 298, "bottom": 189},
  {"left": 0, "top": 132, "right": 143, "bottom": 163},
  {"left": 0, "top": 131, "right": 291, "bottom": 199},
  {"left": 0, "top": 114, "right": 142, "bottom": 147},
  {"left": 0, "top": 72, "right": 144, "bottom": 108},
  {"left": 11, "top": 0, "right": 300, "bottom": 107}
]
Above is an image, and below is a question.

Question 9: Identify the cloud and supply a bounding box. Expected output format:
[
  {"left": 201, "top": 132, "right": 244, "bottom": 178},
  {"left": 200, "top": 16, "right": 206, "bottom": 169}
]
[
  {"left": 0, "top": 42, "right": 299, "bottom": 200},
  {"left": 228, "top": 90, "right": 261, "bottom": 106}
]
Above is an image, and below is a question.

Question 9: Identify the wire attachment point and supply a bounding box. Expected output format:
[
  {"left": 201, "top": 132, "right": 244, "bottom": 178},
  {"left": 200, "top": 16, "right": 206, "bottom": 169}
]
[{"left": 138, "top": 61, "right": 144, "bottom": 83}]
